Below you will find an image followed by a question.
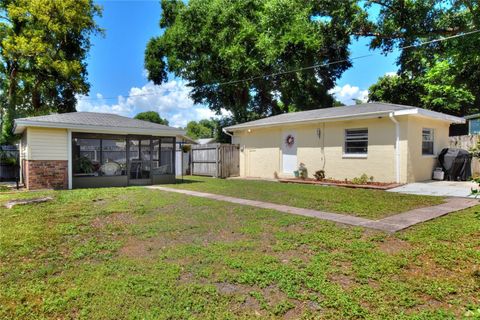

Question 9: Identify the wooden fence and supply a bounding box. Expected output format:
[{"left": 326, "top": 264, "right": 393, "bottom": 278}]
[
  {"left": 191, "top": 144, "right": 240, "bottom": 178},
  {"left": 449, "top": 135, "right": 480, "bottom": 175}
]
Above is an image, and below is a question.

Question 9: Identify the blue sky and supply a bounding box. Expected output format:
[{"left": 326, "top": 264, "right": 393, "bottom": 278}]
[{"left": 78, "top": 0, "right": 400, "bottom": 127}]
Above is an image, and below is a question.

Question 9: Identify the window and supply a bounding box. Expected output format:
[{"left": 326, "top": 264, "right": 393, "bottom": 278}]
[
  {"left": 73, "top": 137, "right": 126, "bottom": 177},
  {"left": 345, "top": 128, "right": 368, "bottom": 155},
  {"left": 469, "top": 119, "right": 480, "bottom": 135},
  {"left": 101, "top": 139, "right": 126, "bottom": 176},
  {"left": 422, "top": 128, "right": 434, "bottom": 155}
]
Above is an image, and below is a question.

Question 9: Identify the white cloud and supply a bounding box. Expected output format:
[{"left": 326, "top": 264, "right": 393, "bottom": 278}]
[
  {"left": 77, "top": 80, "right": 230, "bottom": 128},
  {"left": 385, "top": 71, "right": 397, "bottom": 77},
  {"left": 329, "top": 84, "right": 368, "bottom": 105}
]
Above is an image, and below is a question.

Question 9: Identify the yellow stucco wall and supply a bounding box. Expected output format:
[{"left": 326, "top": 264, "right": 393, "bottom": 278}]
[
  {"left": 25, "top": 127, "right": 68, "bottom": 161},
  {"left": 232, "top": 115, "right": 451, "bottom": 183},
  {"left": 405, "top": 116, "right": 450, "bottom": 182}
]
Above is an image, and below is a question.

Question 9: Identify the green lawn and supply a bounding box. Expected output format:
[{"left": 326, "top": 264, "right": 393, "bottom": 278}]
[
  {"left": 166, "top": 176, "right": 444, "bottom": 219},
  {"left": 0, "top": 187, "right": 479, "bottom": 319}
]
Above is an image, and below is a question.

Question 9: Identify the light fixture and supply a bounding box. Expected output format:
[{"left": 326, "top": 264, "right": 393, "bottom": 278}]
[{"left": 247, "top": 129, "right": 252, "bottom": 133}]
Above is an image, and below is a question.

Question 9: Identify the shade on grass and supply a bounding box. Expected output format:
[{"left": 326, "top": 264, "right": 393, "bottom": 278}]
[
  {"left": 167, "top": 176, "right": 444, "bottom": 219},
  {"left": 0, "top": 187, "right": 478, "bottom": 319}
]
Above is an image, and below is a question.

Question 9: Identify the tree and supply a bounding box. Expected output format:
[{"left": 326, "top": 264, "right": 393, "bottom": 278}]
[
  {"left": 369, "top": 67, "right": 476, "bottom": 116},
  {"left": 134, "top": 111, "right": 169, "bottom": 125},
  {"left": 368, "top": 74, "right": 424, "bottom": 107},
  {"left": 185, "top": 119, "right": 216, "bottom": 140},
  {"left": 145, "top": 0, "right": 367, "bottom": 124},
  {"left": 0, "top": 0, "right": 102, "bottom": 144},
  {"left": 362, "top": 0, "right": 480, "bottom": 116}
]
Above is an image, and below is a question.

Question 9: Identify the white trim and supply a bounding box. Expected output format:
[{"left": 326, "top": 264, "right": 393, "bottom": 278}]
[
  {"left": 342, "top": 153, "right": 367, "bottom": 159},
  {"left": 421, "top": 127, "right": 435, "bottom": 156},
  {"left": 14, "top": 120, "right": 185, "bottom": 136},
  {"left": 67, "top": 129, "right": 72, "bottom": 190},
  {"left": 224, "top": 107, "right": 466, "bottom": 133},
  {"left": 225, "top": 111, "right": 393, "bottom": 132}
]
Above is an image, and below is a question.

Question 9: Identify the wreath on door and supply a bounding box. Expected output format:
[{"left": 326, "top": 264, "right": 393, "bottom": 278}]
[{"left": 285, "top": 134, "right": 295, "bottom": 147}]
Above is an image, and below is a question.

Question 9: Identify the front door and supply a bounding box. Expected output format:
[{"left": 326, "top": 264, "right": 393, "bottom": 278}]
[
  {"left": 128, "top": 139, "right": 152, "bottom": 185},
  {"left": 282, "top": 131, "right": 297, "bottom": 175}
]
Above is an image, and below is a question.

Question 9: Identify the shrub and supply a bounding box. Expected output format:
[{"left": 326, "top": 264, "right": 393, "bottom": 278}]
[
  {"left": 298, "top": 163, "right": 308, "bottom": 179},
  {"left": 314, "top": 170, "right": 325, "bottom": 181},
  {"left": 351, "top": 173, "right": 369, "bottom": 185}
]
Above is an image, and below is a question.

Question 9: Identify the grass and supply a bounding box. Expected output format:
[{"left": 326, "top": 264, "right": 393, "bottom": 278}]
[
  {"left": 166, "top": 176, "right": 444, "bottom": 219},
  {"left": 0, "top": 187, "right": 479, "bottom": 319}
]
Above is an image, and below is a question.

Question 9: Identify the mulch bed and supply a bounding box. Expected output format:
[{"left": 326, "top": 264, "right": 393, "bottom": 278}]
[{"left": 278, "top": 178, "right": 402, "bottom": 190}]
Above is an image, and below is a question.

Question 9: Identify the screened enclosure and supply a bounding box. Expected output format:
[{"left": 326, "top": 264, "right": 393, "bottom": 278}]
[{"left": 72, "top": 133, "right": 175, "bottom": 188}]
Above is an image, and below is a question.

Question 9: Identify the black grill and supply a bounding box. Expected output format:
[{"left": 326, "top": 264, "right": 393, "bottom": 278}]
[{"left": 438, "top": 148, "right": 472, "bottom": 181}]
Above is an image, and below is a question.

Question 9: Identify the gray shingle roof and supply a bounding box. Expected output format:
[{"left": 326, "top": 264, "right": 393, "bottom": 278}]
[
  {"left": 16, "top": 112, "right": 179, "bottom": 131},
  {"left": 224, "top": 102, "right": 460, "bottom": 130}
]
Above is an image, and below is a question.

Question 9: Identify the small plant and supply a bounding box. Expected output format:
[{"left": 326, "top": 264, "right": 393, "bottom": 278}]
[
  {"left": 369, "top": 176, "right": 374, "bottom": 182},
  {"left": 298, "top": 163, "right": 308, "bottom": 179},
  {"left": 76, "top": 156, "right": 94, "bottom": 174},
  {"left": 351, "top": 173, "right": 369, "bottom": 185},
  {"left": 181, "top": 144, "right": 191, "bottom": 153},
  {"left": 314, "top": 170, "right": 325, "bottom": 181}
]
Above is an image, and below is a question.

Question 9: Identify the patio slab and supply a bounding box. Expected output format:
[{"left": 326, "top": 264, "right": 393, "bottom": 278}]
[
  {"left": 147, "top": 186, "right": 478, "bottom": 232},
  {"left": 388, "top": 180, "right": 477, "bottom": 198}
]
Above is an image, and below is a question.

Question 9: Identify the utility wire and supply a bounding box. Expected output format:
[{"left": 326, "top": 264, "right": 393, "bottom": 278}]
[{"left": 78, "top": 29, "right": 480, "bottom": 102}]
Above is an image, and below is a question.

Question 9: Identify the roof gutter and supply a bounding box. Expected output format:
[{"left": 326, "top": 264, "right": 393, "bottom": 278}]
[
  {"left": 224, "top": 108, "right": 465, "bottom": 132},
  {"left": 225, "top": 110, "right": 394, "bottom": 132},
  {"left": 14, "top": 119, "right": 186, "bottom": 136},
  {"left": 222, "top": 127, "right": 233, "bottom": 137}
]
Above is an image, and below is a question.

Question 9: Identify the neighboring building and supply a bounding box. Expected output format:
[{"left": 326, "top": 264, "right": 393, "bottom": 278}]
[
  {"left": 449, "top": 113, "right": 480, "bottom": 136},
  {"left": 224, "top": 103, "right": 464, "bottom": 183},
  {"left": 14, "top": 112, "right": 186, "bottom": 190},
  {"left": 196, "top": 138, "right": 216, "bottom": 145}
]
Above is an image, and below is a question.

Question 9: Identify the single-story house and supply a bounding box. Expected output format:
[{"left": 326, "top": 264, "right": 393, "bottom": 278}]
[
  {"left": 14, "top": 112, "right": 185, "bottom": 190},
  {"left": 224, "top": 103, "right": 465, "bottom": 183}
]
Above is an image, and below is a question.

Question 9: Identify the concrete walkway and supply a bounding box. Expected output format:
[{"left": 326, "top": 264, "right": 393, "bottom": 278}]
[
  {"left": 388, "top": 180, "right": 477, "bottom": 198},
  {"left": 147, "top": 186, "right": 478, "bottom": 233}
]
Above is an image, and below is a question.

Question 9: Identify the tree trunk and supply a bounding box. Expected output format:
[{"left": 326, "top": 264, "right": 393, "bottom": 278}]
[{"left": 2, "top": 65, "right": 18, "bottom": 145}]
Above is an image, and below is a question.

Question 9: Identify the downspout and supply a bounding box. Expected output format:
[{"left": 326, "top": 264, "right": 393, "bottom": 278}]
[
  {"left": 67, "top": 129, "right": 72, "bottom": 189},
  {"left": 389, "top": 113, "right": 400, "bottom": 183},
  {"left": 222, "top": 127, "right": 233, "bottom": 138}
]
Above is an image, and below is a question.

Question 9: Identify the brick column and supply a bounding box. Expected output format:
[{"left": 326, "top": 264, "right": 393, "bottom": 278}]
[{"left": 25, "top": 160, "right": 68, "bottom": 190}]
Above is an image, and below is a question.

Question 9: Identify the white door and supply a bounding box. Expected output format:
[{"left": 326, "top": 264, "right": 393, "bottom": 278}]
[{"left": 282, "top": 131, "right": 297, "bottom": 174}]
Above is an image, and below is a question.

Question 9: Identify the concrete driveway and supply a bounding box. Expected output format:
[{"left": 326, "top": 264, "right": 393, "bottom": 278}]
[{"left": 388, "top": 180, "right": 477, "bottom": 198}]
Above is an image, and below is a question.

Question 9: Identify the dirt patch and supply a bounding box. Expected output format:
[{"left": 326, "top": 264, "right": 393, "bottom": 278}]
[
  {"left": 216, "top": 282, "right": 245, "bottom": 295},
  {"left": 402, "top": 255, "right": 458, "bottom": 279},
  {"left": 328, "top": 260, "right": 355, "bottom": 290},
  {"left": 91, "top": 212, "right": 134, "bottom": 229},
  {"left": 378, "top": 237, "right": 412, "bottom": 255},
  {"left": 119, "top": 236, "right": 172, "bottom": 259}
]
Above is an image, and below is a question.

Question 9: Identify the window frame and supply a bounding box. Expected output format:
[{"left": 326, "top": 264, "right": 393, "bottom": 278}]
[
  {"left": 344, "top": 128, "right": 369, "bottom": 157},
  {"left": 422, "top": 128, "right": 435, "bottom": 156}
]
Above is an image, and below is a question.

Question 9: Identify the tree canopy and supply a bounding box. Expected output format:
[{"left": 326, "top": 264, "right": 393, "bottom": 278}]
[
  {"left": 147, "top": 0, "right": 480, "bottom": 126},
  {"left": 365, "top": 0, "right": 480, "bottom": 116},
  {"left": 185, "top": 119, "right": 216, "bottom": 140},
  {"left": 134, "top": 111, "right": 169, "bottom": 125},
  {"left": 145, "top": 0, "right": 367, "bottom": 124},
  {"left": 0, "top": 0, "right": 102, "bottom": 143}
]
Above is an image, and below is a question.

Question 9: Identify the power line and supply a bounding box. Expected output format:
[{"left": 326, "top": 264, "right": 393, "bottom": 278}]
[{"left": 78, "top": 29, "right": 480, "bottom": 102}]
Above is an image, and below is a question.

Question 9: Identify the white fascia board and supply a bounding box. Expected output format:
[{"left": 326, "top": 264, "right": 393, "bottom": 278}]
[
  {"left": 393, "top": 108, "right": 466, "bottom": 124},
  {"left": 224, "top": 111, "right": 393, "bottom": 132},
  {"left": 225, "top": 108, "right": 466, "bottom": 133},
  {"left": 14, "top": 120, "right": 186, "bottom": 136}
]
